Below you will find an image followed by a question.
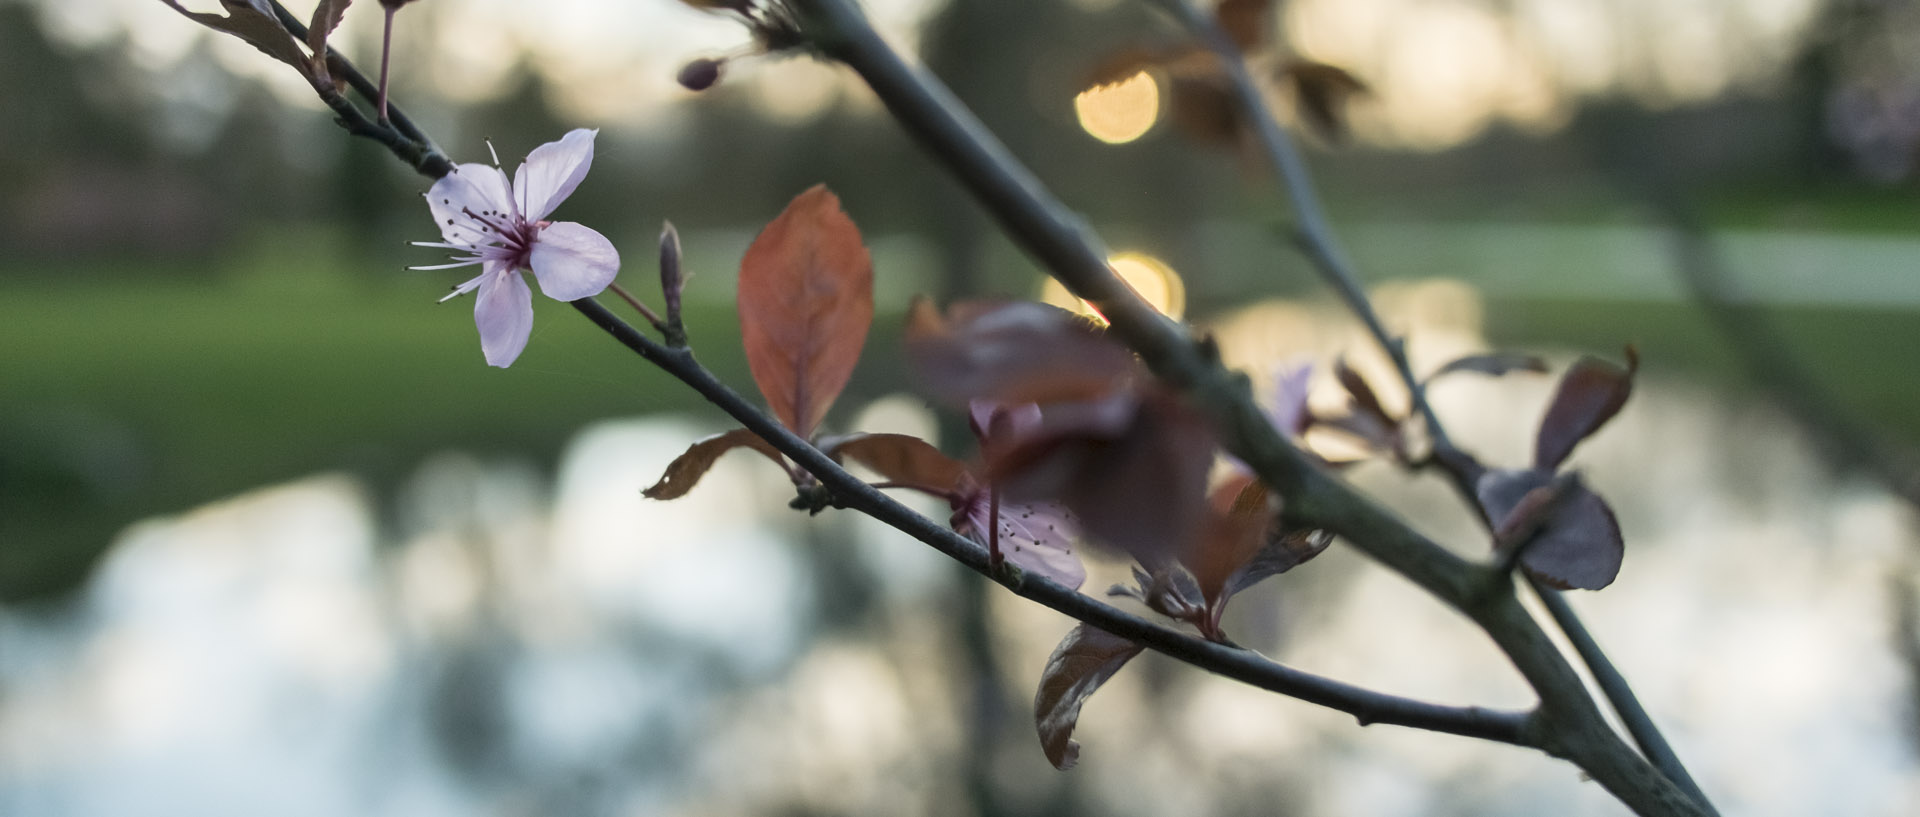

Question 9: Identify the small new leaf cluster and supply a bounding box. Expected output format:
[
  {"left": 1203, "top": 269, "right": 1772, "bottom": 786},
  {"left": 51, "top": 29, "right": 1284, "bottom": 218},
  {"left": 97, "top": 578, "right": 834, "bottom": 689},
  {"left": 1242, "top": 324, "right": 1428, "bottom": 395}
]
[{"left": 643, "top": 187, "right": 1088, "bottom": 589}]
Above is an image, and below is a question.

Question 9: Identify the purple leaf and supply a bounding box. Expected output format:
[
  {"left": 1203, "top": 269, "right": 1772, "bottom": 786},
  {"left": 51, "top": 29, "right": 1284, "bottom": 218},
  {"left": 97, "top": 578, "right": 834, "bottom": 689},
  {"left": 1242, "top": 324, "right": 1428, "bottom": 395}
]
[
  {"left": 1477, "top": 468, "right": 1624, "bottom": 590},
  {"left": 1223, "top": 529, "right": 1333, "bottom": 599},
  {"left": 1534, "top": 349, "right": 1637, "bottom": 470},
  {"left": 1034, "top": 624, "right": 1143, "bottom": 770}
]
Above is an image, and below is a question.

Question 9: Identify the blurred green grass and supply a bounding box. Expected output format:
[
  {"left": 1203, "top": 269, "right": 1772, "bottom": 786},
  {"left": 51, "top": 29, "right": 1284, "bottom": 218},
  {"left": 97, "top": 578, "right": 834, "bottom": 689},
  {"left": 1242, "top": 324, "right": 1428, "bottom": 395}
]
[
  {"left": 4, "top": 232, "right": 1917, "bottom": 602},
  {"left": 0, "top": 244, "right": 757, "bottom": 601}
]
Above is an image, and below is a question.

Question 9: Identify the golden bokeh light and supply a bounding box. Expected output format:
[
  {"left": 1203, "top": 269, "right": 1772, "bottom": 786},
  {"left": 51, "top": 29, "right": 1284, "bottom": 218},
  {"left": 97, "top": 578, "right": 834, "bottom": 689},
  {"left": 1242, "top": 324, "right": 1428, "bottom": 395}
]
[
  {"left": 1074, "top": 70, "right": 1162, "bottom": 144},
  {"left": 1039, "top": 252, "right": 1186, "bottom": 323}
]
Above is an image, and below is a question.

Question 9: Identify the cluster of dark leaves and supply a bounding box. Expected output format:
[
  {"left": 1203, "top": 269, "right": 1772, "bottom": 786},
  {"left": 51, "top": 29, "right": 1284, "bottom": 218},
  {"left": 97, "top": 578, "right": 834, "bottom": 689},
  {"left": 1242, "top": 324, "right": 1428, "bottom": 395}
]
[
  {"left": 1323, "top": 349, "right": 1639, "bottom": 589},
  {"left": 905, "top": 298, "right": 1355, "bottom": 768},
  {"left": 1032, "top": 347, "right": 1640, "bottom": 769}
]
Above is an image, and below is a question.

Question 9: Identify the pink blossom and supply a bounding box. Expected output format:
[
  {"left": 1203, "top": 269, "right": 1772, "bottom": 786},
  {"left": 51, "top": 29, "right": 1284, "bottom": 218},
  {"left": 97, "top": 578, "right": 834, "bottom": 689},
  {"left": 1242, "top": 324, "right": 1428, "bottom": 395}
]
[
  {"left": 414, "top": 129, "right": 619, "bottom": 367},
  {"left": 951, "top": 491, "right": 1087, "bottom": 590}
]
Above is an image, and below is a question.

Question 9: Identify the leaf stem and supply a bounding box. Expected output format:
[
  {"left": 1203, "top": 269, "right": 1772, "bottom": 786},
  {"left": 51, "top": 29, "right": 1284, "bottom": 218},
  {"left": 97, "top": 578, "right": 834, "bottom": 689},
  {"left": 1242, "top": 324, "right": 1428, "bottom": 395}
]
[
  {"left": 378, "top": 5, "right": 396, "bottom": 125},
  {"left": 606, "top": 283, "right": 670, "bottom": 336}
]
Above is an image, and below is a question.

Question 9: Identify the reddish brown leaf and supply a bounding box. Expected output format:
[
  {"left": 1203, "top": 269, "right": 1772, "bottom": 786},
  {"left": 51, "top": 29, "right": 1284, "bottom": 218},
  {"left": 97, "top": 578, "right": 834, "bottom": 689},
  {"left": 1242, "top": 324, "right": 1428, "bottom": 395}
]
[
  {"left": 1478, "top": 468, "right": 1624, "bottom": 590},
  {"left": 1278, "top": 60, "right": 1370, "bottom": 143},
  {"left": 739, "top": 185, "right": 875, "bottom": 439},
  {"left": 1183, "top": 473, "right": 1272, "bottom": 605},
  {"left": 1215, "top": 0, "right": 1273, "bottom": 52},
  {"left": 1534, "top": 348, "right": 1638, "bottom": 470},
  {"left": 643, "top": 429, "right": 788, "bottom": 500},
  {"left": 827, "top": 433, "right": 972, "bottom": 497},
  {"left": 905, "top": 299, "right": 1137, "bottom": 407},
  {"left": 1429, "top": 352, "right": 1549, "bottom": 381},
  {"left": 1035, "top": 624, "right": 1143, "bottom": 770}
]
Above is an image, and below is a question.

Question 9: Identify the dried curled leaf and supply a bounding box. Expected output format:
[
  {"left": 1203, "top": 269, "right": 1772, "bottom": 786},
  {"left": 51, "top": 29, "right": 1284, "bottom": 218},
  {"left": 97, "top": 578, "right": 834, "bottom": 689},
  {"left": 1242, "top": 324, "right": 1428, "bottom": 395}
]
[
  {"left": 827, "top": 433, "right": 971, "bottom": 497},
  {"left": 644, "top": 429, "right": 788, "bottom": 500},
  {"left": 1478, "top": 468, "right": 1624, "bottom": 590},
  {"left": 1428, "top": 352, "right": 1549, "bottom": 382},
  {"left": 1034, "top": 624, "right": 1143, "bottom": 770},
  {"left": 739, "top": 185, "right": 874, "bottom": 439},
  {"left": 1534, "top": 348, "right": 1638, "bottom": 470},
  {"left": 161, "top": 0, "right": 311, "bottom": 75}
]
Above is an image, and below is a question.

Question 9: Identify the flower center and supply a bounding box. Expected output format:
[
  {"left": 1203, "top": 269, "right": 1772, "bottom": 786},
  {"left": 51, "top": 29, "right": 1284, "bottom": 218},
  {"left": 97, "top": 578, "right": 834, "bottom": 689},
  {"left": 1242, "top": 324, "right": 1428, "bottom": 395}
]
[{"left": 460, "top": 206, "right": 542, "bottom": 268}]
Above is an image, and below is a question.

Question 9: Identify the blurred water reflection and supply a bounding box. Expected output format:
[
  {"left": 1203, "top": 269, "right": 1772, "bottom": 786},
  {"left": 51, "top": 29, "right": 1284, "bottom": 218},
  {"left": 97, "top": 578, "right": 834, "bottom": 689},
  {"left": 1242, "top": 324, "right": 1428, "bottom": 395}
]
[{"left": 6, "top": 298, "right": 1920, "bottom": 814}]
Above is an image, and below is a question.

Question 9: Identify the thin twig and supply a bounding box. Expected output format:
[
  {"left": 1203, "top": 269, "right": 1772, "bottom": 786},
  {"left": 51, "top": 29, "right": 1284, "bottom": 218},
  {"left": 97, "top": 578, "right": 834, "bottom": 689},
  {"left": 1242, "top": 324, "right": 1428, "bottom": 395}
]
[
  {"left": 203, "top": 4, "right": 1702, "bottom": 812},
  {"left": 608, "top": 282, "right": 671, "bottom": 335},
  {"left": 572, "top": 297, "right": 1535, "bottom": 745},
  {"left": 275, "top": 25, "right": 1546, "bottom": 747},
  {"left": 1529, "top": 579, "right": 1711, "bottom": 808},
  {"left": 265, "top": 0, "right": 450, "bottom": 177}
]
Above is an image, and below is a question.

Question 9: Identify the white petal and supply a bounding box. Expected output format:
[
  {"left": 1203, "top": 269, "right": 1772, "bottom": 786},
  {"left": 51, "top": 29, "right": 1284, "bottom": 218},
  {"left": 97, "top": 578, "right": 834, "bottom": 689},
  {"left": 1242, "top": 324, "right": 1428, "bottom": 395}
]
[
  {"left": 474, "top": 265, "right": 534, "bottom": 368},
  {"left": 529, "top": 221, "right": 619, "bottom": 301},
  {"left": 513, "top": 128, "right": 596, "bottom": 222},
  {"left": 427, "top": 163, "right": 515, "bottom": 247}
]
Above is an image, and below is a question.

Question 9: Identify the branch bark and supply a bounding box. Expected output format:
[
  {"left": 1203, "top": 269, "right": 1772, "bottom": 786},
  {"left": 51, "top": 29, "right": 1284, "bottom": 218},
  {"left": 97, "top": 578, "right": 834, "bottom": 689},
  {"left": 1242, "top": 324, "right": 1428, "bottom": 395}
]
[
  {"left": 1139, "top": 1, "right": 1710, "bottom": 808},
  {"left": 786, "top": 1, "right": 1707, "bottom": 814}
]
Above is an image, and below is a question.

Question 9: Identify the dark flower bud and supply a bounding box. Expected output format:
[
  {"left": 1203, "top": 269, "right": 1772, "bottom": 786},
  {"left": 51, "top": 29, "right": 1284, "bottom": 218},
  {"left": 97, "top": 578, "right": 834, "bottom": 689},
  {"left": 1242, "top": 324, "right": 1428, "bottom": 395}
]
[
  {"left": 677, "top": 57, "right": 725, "bottom": 92},
  {"left": 660, "top": 221, "right": 688, "bottom": 346}
]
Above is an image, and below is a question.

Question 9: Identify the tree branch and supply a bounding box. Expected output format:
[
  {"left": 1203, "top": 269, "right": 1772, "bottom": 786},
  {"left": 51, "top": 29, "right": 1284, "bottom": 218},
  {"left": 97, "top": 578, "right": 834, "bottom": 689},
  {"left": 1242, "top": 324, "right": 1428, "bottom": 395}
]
[
  {"left": 570, "top": 297, "right": 1535, "bottom": 746},
  {"left": 1138, "top": 2, "right": 1710, "bottom": 809},
  {"left": 266, "top": 0, "right": 452, "bottom": 178},
  {"left": 786, "top": 2, "right": 1706, "bottom": 814},
  {"left": 186, "top": 4, "right": 1706, "bottom": 812}
]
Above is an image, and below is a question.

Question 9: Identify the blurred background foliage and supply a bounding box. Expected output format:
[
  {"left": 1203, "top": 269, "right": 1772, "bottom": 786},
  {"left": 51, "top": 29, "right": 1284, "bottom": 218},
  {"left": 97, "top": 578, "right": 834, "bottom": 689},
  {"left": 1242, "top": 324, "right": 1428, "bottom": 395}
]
[
  {"left": 5, "top": 1, "right": 1920, "bottom": 813},
  {"left": 10, "top": 0, "right": 1920, "bottom": 600}
]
